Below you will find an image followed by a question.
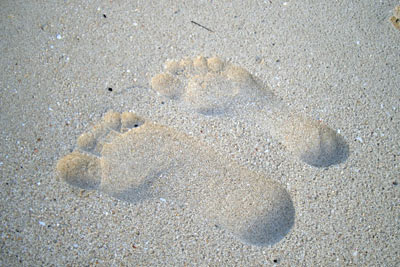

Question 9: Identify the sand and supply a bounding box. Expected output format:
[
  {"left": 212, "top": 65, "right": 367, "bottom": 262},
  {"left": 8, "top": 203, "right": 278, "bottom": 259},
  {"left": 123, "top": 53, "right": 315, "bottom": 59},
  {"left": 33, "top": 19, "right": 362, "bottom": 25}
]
[{"left": 1, "top": 1, "right": 399, "bottom": 266}]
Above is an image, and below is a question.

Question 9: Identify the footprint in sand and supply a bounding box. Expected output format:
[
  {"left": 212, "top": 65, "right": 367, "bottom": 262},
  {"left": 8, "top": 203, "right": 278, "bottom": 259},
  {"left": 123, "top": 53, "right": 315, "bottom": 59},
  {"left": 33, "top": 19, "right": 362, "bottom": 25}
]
[
  {"left": 151, "top": 56, "right": 348, "bottom": 167},
  {"left": 57, "top": 111, "right": 295, "bottom": 246}
]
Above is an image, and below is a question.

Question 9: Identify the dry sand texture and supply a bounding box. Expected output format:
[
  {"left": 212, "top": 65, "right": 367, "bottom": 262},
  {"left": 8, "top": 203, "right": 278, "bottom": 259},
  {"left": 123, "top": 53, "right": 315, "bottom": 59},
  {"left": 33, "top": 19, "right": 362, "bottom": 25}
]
[
  {"left": 57, "top": 55, "right": 347, "bottom": 248},
  {"left": 1, "top": 1, "right": 399, "bottom": 266}
]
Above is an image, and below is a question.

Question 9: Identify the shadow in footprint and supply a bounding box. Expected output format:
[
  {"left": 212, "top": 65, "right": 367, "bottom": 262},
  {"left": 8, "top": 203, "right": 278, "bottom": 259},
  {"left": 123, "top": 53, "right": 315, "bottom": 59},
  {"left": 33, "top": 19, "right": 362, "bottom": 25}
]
[
  {"left": 110, "top": 170, "right": 167, "bottom": 204},
  {"left": 301, "top": 133, "right": 349, "bottom": 168},
  {"left": 240, "top": 198, "right": 295, "bottom": 246}
]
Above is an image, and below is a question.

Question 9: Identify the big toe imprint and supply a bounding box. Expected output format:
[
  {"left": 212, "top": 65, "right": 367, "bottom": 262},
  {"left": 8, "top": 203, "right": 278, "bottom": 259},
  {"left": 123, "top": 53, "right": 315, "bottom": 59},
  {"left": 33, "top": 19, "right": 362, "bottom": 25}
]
[
  {"left": 151, "top": 55, "right": 348, "bottom": 167},
  {"left": 56, "top": 111, "right": 295, "bottom": 246}
]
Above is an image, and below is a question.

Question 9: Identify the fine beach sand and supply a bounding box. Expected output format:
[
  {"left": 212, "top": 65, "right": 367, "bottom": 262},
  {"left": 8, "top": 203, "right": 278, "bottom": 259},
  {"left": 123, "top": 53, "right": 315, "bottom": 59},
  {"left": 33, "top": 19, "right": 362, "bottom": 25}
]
[{"left": 1, "top": 1, "right": 399, "bottom": 266}]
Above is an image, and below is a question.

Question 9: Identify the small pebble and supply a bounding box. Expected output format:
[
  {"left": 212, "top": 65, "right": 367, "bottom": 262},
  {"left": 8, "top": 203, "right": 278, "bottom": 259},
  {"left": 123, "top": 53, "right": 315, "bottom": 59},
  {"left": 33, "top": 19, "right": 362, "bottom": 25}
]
[
  {"left": 39, "top": 221, "right": 46, "bottom": 226},
  {"left": 160, "top": 198, "right": 166, "bottom": 202},
  {"left": 56, "top": 34, "right": 62, "bottom": 40}
]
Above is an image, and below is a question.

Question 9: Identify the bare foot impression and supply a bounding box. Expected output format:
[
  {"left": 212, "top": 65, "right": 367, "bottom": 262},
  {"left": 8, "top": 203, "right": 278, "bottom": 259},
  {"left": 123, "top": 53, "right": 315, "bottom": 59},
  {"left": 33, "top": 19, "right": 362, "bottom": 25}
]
[
  {"left": 57, "top": 111, "right": 295, "bottom": 246},
  {"left": 151, "top": 56, "right": 348, "bottom": 167}
]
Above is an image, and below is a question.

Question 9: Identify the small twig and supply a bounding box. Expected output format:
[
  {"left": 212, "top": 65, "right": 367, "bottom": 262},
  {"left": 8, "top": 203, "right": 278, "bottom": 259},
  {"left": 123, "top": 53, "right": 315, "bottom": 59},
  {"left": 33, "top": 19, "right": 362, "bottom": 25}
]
[{"left": 191, "top": 20, "right": 214, "bottom": 32}]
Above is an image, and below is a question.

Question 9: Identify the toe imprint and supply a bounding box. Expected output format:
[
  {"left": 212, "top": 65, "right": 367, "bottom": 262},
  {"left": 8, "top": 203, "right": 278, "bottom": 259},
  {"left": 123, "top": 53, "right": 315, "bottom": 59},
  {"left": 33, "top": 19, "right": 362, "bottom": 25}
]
[
  {"left": 390, "top": 6, "right": 400, "bottom": 31},
  {"left": 56, "top": 151, "right": 101, "bottom": 190},
  {"left": 151, "top": 56, "right": 261, "bottom": 115}
]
